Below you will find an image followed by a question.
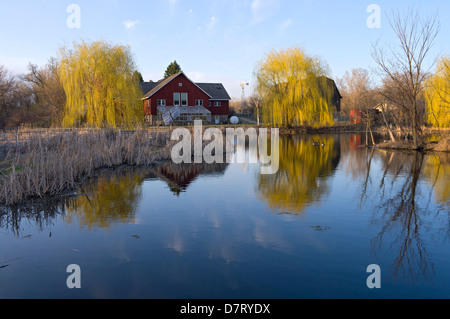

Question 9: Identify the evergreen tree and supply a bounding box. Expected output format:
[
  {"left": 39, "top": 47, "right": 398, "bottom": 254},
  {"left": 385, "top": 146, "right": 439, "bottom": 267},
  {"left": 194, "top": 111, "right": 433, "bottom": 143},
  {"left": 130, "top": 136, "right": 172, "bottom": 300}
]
[
  {"left": 164, "top": 60, "right": 182, "bottom": 78},
  {"left": 133, "top": 70, "right": 144, "bottom": 83}
]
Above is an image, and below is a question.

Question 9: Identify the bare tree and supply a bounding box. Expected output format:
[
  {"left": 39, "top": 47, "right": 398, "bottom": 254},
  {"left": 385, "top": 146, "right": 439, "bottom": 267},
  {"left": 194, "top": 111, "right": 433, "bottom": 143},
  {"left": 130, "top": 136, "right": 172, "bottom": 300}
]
[
  {"left": 24, "top": 58, "right": 66, "bottom": 125},
  {"left": 338, "top": 68, "right": 381, "bottom": 145},
  {"left": 0, "top": 66, "right": 35, "bottom": 128},
  {"left": 0, "top": 66, "right": 16, "bottom": 125},
  {"left": 372, "top": 8, "right": 440, "bottom": 148}
]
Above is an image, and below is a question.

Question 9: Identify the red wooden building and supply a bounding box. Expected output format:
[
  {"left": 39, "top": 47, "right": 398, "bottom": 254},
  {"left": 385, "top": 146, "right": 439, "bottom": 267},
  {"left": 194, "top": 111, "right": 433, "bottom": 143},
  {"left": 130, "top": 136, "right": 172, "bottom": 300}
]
[
  {"left": 141, "top": 72, "right": 231, "bottom": 125},
  {"left": 350, "top": 109, "right": 362, "bottom": 124}
]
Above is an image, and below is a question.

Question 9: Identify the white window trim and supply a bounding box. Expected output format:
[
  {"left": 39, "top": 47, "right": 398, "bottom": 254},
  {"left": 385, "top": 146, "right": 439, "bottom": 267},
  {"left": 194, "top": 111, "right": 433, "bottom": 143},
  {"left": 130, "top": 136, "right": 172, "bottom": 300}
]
[
  {"left": 196, "top": 99, "right": 203, "bottom": 106},
  {"left": 181, "top": 93, "right": 188, "bottom": 106},
  {"left": 157, "top": 99, "right": 166, "bottom": 106},
  {"left": 214, "top": 101, "right": 221, "bottom": 107},
  {"left": 174, "top": 93, "right": 180, "bottom": 106}
]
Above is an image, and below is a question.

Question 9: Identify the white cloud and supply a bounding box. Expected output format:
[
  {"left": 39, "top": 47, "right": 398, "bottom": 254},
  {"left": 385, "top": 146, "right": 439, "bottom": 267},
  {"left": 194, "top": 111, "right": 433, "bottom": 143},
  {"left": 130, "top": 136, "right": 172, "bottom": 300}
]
[
  {"left": 208, "top": 16, "right": 218, "bottom": 29},
  {"left": 168, "top": 0, "right": 178, "bottom": 12},
  {"left": 251, "top": 0, "right": 279, "bottom": 24},
  {"left": 123, "top": 20, "right": 139, "bottom": 29},
  {"left": 279, "top": 19, "right": 292, "bottom": 31},
  {"left": 188, "top": 9, "right": 193, "bottom": 14}
]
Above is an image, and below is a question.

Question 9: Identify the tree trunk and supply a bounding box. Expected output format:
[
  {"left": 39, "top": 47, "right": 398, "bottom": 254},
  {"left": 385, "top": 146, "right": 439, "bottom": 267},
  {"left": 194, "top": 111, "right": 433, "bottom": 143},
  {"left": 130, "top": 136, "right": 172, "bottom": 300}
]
[
  {"left": 412, "top": 101, "right": 419, "bottom": 149},
  {"left": 367, "top": 113, "right": 376, "bottom": 146},
  {"left": 380, "top": 106, "right": 396, "bottom": 142}
]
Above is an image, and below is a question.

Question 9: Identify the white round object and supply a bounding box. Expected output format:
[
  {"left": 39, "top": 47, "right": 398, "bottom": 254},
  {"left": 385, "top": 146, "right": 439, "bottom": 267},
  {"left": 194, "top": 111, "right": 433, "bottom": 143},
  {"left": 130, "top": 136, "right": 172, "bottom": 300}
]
[{"left": 230, "top": 116, "right": 239, "bottom": 124}]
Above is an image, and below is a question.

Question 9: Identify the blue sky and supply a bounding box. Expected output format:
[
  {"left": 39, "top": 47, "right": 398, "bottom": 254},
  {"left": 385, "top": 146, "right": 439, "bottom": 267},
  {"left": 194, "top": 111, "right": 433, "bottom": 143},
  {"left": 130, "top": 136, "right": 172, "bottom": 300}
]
[{"left": 1, "top": 0, "right": 449, "bottom": 98}]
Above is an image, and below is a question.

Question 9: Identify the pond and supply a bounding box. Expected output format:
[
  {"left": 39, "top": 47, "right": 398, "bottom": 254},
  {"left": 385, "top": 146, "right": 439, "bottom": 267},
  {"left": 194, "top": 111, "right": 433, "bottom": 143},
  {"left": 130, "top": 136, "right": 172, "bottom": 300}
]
[{"left": 0, "top": 133, "right": 449, "bottom": 299}]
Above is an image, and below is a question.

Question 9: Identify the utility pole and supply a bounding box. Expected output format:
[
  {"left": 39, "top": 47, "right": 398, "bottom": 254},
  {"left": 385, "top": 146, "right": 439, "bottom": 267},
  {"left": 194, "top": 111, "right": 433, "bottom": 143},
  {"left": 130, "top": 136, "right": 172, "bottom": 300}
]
[{"left": 256, "top": 101, "right": 260, "bottom": 126}]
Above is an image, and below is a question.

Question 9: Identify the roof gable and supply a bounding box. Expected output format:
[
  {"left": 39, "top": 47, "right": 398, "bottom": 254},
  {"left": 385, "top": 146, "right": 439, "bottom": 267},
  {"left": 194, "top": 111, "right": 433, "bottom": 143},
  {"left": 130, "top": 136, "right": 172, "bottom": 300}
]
[
  {"left": 317, "top": 76, "right": 342, "bottom": 99},
  {"left": 142, "top": 72, "right": 213, "bottom": 100}
]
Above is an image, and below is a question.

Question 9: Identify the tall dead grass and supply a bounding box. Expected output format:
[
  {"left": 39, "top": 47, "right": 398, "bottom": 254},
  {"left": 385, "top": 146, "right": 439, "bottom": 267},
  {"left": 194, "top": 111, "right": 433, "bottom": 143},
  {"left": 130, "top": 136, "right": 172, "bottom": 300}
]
[{"left": 0, "top": 129, "right": 172, "bottom": 205}]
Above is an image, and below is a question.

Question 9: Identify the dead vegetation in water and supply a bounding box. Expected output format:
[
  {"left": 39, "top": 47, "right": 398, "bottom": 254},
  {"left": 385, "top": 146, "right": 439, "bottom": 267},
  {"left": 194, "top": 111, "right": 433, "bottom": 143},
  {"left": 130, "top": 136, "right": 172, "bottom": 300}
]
[
  {"left": 0, "top": 129, "right": 173, "bottom": 205},
  {"left": 377, "top": 136, "right": 450, "bottom": 152}
]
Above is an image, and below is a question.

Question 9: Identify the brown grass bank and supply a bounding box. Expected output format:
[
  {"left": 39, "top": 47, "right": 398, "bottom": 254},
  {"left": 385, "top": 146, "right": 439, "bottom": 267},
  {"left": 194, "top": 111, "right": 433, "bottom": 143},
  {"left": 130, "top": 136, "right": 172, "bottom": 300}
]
[
  {"left": 0, "top": 129, "right": 173, "bottom": 205},
  {"left": 377, "top": 136, "right": 450, "bottom": 152}
]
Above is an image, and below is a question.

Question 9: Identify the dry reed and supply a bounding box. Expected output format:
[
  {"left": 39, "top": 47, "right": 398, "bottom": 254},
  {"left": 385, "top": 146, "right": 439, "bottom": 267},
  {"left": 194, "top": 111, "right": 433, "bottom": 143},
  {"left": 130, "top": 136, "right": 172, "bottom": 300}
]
[{"left": 0, "top": 129, "right": 173, "bottom": 205}]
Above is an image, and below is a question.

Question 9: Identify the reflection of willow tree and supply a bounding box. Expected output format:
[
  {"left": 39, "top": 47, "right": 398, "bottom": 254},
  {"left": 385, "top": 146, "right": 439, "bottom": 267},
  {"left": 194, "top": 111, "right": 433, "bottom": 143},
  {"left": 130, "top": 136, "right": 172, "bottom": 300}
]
[
  {"left": 65, "top": 168, "right": 147, "bottom": 230},
  {"left": 257, "top": 135, "right": 339, "bottom": 214},
  {"left": 361, "top": 150, "right": 449, "bottom": 284},
  {"left": 422, "top": 153, "right": 450, "bottom": 207}
]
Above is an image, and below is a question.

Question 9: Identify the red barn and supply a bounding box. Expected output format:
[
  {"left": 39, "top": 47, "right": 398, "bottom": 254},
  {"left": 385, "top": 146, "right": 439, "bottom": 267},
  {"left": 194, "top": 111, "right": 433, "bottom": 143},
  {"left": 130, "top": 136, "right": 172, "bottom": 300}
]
[{"left": 141, "top": 72, "right": 231, "bottom": 125}]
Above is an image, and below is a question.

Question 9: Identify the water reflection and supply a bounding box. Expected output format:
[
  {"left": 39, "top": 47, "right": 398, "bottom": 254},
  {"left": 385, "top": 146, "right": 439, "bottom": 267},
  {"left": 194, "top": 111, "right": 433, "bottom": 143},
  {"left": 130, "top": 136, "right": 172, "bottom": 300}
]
[
  {"left": 356, "top": 149, "right": 449, "bottom": 284},
  {"left": 151, "top": 161, "right": 229, "bottom": 196},
  {"left": 65, "top": 168, "right": 147, "bottom": 230},
  {"left": 0, "top": 167, "right": 152, "bottom": 235},
  {"left": 0, "top": 197, "right": 66, "bottom": 238},
  {"left": 256, "top": 135, "right": 340, "bottom": 214},
  {"left": 0, "top": 162, "right": 231, "bottom": 234},
  {"left": 423, "top": 153, "right": 450, "bottom": 207},
  {"left": 0, "top": 134, "right": 448, "bottom": 296}
]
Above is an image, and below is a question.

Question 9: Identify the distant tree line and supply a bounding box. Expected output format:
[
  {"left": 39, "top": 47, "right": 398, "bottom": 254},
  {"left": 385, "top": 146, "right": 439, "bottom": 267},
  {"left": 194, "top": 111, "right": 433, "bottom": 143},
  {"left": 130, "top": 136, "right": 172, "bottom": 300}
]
[
  {"left": 335, "top": 9, "right": 448, "bottom": 148},
  {"left": 0, "top": 59, "right": 66, "bottom": 129}
]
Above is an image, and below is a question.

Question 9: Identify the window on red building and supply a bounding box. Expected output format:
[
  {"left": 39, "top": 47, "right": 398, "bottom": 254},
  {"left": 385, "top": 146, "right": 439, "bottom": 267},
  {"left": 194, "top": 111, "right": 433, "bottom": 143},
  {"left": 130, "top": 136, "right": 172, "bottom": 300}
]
[{"left": 174, "top": 93, "right": 180, "bottom": 106}]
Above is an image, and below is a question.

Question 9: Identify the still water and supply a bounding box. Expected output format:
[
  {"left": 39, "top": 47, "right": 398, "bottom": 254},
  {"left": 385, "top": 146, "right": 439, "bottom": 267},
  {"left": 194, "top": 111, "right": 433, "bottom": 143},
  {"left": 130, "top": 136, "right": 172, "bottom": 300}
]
[{"left": 0, "top": 134, "right": 449, "bottom": 299}]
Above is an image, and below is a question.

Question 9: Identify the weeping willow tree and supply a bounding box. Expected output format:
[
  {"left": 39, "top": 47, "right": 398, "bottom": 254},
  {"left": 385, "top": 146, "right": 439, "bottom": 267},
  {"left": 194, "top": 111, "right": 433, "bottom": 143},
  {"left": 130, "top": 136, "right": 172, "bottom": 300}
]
[
  {"left": 254, "top": 47, "right": 334, "bottom": 127},
  {"left": 59, "top": 40, "right": 143, "bottom": 128},
  {"left": 425, "top": 57, "right": 450, "bottom": 128}
]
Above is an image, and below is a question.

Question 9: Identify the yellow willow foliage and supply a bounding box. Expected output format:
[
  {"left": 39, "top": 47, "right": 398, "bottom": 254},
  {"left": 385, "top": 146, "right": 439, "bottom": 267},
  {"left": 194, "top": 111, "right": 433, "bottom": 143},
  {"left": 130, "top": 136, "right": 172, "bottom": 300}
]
[
  {"left": 255, "top": 47, "right": 334, "bottom": 127},
  {"left": 425, "top": 57, "right": 450, "bottom": 128},
  {"left": 65, "top": 170, "right": 144, "bottom": 230},
  {"left": 422, "top": 154, "right": 450, "bottom": 207},
  {"left": 59, "top": 40, "right": 143, "bottom": 128},
  {"left": 257, "top": 135, "right": 337, "bottom": 214}
]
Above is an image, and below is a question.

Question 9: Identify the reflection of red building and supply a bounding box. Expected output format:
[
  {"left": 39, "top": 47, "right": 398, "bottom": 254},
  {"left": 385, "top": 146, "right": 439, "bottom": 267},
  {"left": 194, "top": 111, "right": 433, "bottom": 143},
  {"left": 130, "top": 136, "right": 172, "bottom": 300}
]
[
  {"left": 152, "top": 162, "right": 229, "bottom": 196},
  {"left": 350, "top": 109, "right": 362, "bottom": 124},
  {"left": 350, "top": 134, "right": 362, "bottom": 150}
]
